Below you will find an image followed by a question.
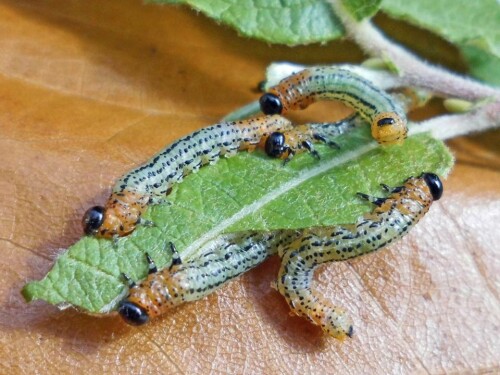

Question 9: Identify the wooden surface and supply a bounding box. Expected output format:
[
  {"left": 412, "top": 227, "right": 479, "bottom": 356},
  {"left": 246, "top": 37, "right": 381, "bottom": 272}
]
[{"left": 0, "top": 1, "right": 499, "bottom": 374}]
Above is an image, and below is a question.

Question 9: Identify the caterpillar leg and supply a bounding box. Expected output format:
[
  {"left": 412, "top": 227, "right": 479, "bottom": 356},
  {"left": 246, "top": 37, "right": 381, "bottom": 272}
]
[
  {"left": 356, "top": 192, "right": 386, "bottom": 207},
  {"left": 277, "top": 246, "right": 354, "bottom": 339},
  {"left": 167, "top": 242, "right": 182, "bottom": 269},
  {"left": 121, "top": 273, "right": 136, "bottom": 288},
  {"left": 282, "top": 147, "right": 297, "bottom": 166},
  {"left": 380, "top": 183, "right": 404, "bottom": 194},
  {"left": 137, "top": 217, "right": 155, "bottom": 228},
  {"left": 301, "top": 140, "right": 321, "bottom": 160},
  {"left": 312, "top": 133, "right": 340, "bottom": 149},
  {"left": 145, "top": 253, "right": 157, "bottom": 274}
]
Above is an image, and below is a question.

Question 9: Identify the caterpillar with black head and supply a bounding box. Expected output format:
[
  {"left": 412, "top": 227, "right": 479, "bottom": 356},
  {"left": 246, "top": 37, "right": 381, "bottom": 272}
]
[
  {"left": 118, "top": 173, "right": 443, "bottom": 340},
  {"left": 82, "top": 115, "right": 298, "bottom": 239},
  {"left": 263, "top": 115, "right": 361, "bottom": 163},
  {"left": 259, "top": 66, "right": 408, "bottom": 145},
  {"left": 82, "top": 114, "right": 362, "bottom": 239}
]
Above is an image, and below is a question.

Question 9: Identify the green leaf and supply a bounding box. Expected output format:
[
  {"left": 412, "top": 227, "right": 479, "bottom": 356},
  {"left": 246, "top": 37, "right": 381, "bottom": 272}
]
[
  {"left": 459, "top": 44, "right": 500, "bottom": 86},
  {"left": 155, "top": 0, "right": 500, "bottom": 85},
  {"left": 22, "top": 126, "right": 454, "bottom": 313},
  {"left": 381, "top": 0, "right": 500, "bottom": 82},
  {"left": 153, "top": 0, "right": 344, "bottom": 45},
  {"left": 342, "top": 0, "right": 382, "bottom": 20}
]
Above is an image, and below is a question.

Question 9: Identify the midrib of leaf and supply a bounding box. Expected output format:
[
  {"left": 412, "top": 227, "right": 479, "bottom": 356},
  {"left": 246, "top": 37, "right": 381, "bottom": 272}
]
[{"left": 185, "top": 141, "right": 378, "bottom": 260}]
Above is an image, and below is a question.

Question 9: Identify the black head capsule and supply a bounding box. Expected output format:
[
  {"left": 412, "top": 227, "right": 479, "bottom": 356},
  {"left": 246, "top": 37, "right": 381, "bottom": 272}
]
[
  {"left": 118, "top": 300, "right": 150, "bottom": 326},
  {"left": 377, "top": 117, "right": 396, "bottom": 126},
  {"left": 82, "top": 206, "right": 105, "bottom": 235},
  {"left": 265, "top": 132, "right": 286, "bottom": 158},
  {"left": 422, "top": 173, "right": 443, "bottom": 200},
  {"left": 259, "top": 93, "right": 283, "bottom": 115}
]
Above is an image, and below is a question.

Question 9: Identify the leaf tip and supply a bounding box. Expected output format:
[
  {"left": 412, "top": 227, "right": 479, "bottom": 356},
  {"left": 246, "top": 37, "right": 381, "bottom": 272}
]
[{"left": 21, "top": 282, "right": 37, "bottom": 303}]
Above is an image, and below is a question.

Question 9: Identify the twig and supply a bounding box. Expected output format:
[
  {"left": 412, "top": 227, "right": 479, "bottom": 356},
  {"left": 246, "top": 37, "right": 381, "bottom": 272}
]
[
  {"left": 224, "top": 4, "right": 500, "bottom": 139},
  {"left": 412, "top": 102, "right": 500, "bottom": 140},
  {"left": 327, "top": 0, "right": 500, "bottom": 101}
]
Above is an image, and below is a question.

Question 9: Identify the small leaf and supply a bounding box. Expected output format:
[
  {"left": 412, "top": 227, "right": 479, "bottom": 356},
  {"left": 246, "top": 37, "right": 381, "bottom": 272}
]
[
  {"left": 342, "top": 0, "right": 382, "bottom": 20},
  {"left": 381, "top": 0, "right": 500, "bottom": 83},
  {"left": 22, "top": 125, "right": 454, "bottom": 314},
  {"left": 153, "top": 0, "right": 344, "bottom": 45},
  {"left": 459, "top": 44, "right": 500, "bottom": 86}
]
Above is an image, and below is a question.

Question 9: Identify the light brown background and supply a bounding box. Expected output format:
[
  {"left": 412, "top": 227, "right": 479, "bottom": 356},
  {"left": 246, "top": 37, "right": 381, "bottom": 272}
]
[{"left": 0, "top": 1, "right": 499, "bottom": 374}]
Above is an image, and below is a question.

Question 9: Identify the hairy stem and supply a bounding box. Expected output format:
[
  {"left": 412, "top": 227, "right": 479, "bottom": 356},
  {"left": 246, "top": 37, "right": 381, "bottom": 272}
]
[
  {"left": 224, "top": 3, "right": 500, "bottom": 139},
  {"left": 328, "top": 0, "right": 500, "bottom": 101},
  {"left": 412, "top": 102, "right": 500, "bottom": 140}
]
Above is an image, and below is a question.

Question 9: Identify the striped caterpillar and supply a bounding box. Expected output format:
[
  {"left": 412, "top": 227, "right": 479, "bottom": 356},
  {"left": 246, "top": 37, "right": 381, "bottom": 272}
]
[
  {"left": 259, "top": 66, "right": 408, "bottom": 145},
  {"left": 118, "top": 173, "right": 443, "bottom": 339},
  {"left": 82, "top": 116, "right": 294, "bottom": 239},
  {"left": 82, "top": 115, "right": 361, "bottom": 239}
]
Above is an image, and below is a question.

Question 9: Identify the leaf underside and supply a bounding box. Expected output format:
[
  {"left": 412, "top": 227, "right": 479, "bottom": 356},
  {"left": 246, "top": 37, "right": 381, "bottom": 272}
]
[
  {"left": 342, "top": 0, "right": 382, "bottom": 21},
  {"left": 381, "top": 0, "right": 500, "bottom": 59},
  {"left": 381, "top": 0, "right": 500, "bottom": 85},
  {"left": 156, "top": 0, "right": 499, "bottom": 84},
  {"left": 156, "top": 0, "right": 344, "bottom": 45},
  {"left": 22, "top": 125, "right": 454, "bottom": 314}
]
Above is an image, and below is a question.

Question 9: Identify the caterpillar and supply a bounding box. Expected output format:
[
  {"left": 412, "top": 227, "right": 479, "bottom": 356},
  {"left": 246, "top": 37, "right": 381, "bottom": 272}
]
[
  {"left": 259, "top": 66, "right": 408, "bottom": 145},
  {"left": 82, "top": 114, "right": 361, "bottom": 239},
  {"left": 264, "top": 114, "right": 361, "bottom": 163},
  {"left": 83, "top": 115, "right": 297, "bottom": 239},
  {"left": 118, "top": 231, "right": 301, "bottom": 325},
  {"left": 118, "top": 173, "right": 443, "bottom": 340}
]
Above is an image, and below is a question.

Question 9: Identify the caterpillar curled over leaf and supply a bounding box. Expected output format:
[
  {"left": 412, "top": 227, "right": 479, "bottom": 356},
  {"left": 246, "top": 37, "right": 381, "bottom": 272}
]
[
  {"left": 259, "top": 66, "right": 408, "bottom": 145},
  {"left": 118, "top": 173, "right": 443, "bottom": 340},
  {"left": 118, "top": 231, "right": 301, "bottom": 325},
  {"left": 82, "top": 115, "right": 297, "bottom": 239},
  {"left": 83, "top": 114, "right": 364, "bottom": 239},
  {"left": 276, "top": 172, "right": 442, "bottom": 339}
]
